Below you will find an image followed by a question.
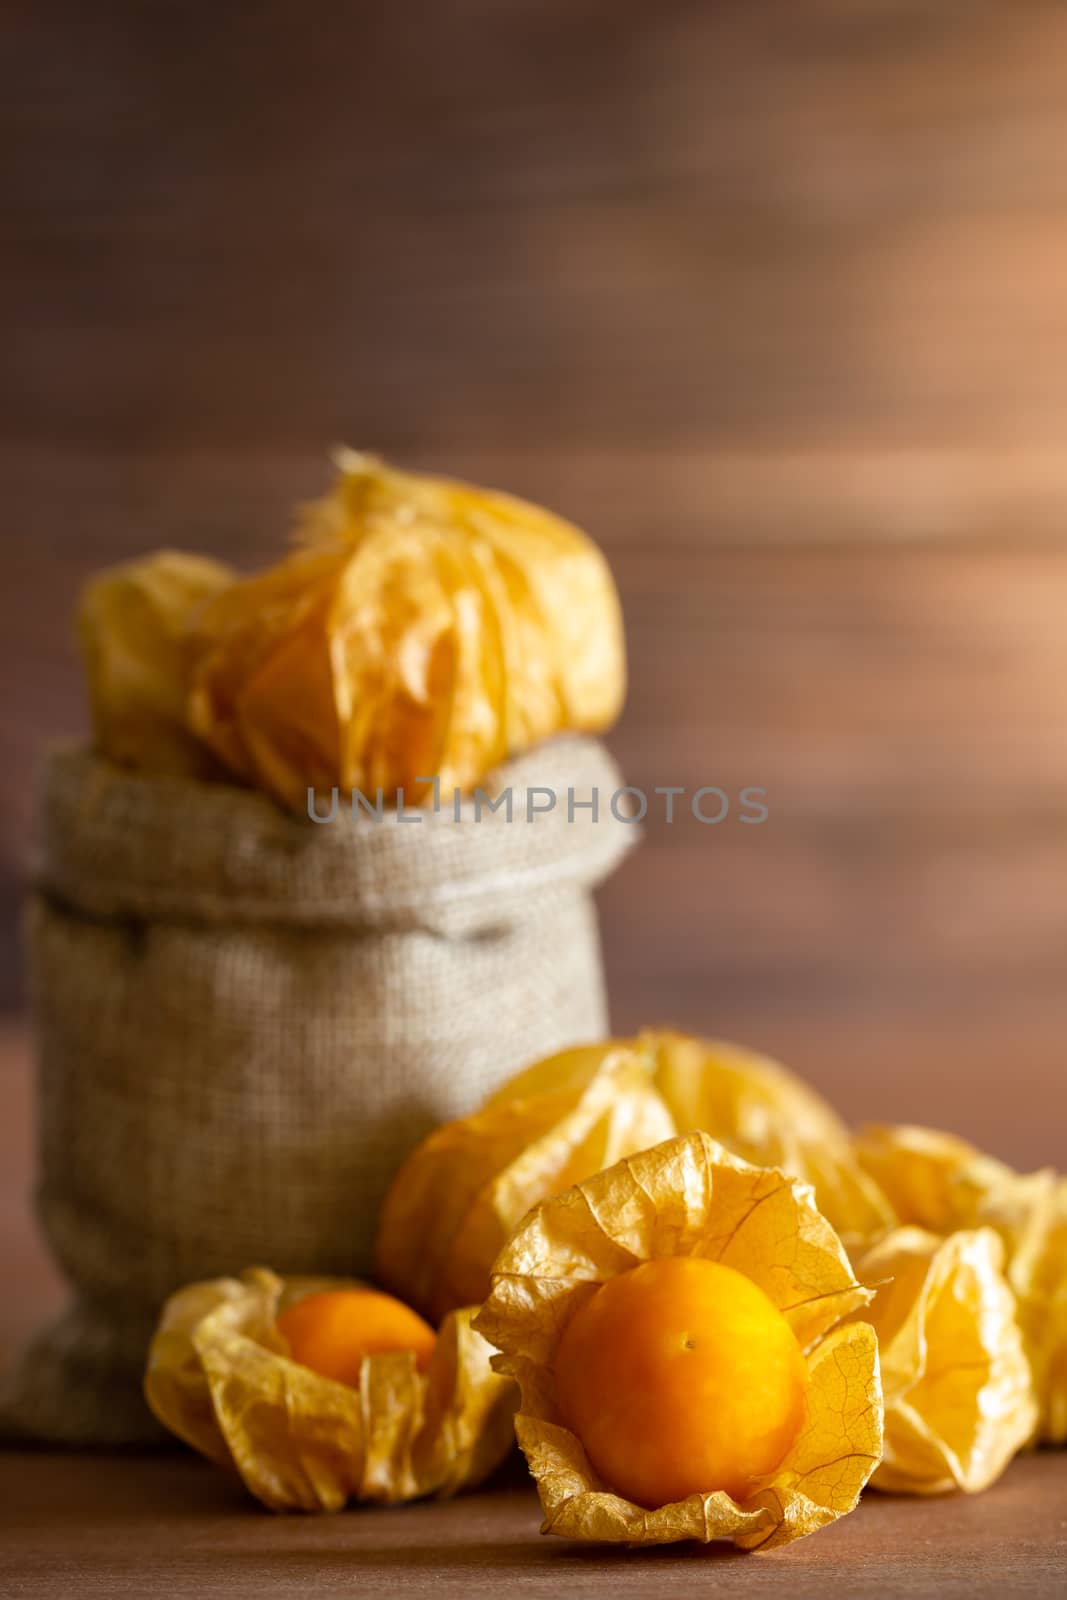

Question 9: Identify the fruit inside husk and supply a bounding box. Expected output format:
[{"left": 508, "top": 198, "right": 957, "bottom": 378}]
[
  {"left": 554, "top": 1257, "right": 809, "bottom": 1507},
  {"left": 144, "top": 1269, "right": 517, "bottom": 1511},
  {"left": 473, "top": 1131, "right": 883, "bottom": 1550},
  {"left": 275, "top": 1288, "right": 437, "bottom": 1387}
]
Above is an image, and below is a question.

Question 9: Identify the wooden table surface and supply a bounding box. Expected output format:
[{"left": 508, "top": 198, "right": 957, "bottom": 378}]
[
  {"left": 3, "top": 1021, "right": 1067, "bottom": 1597},
  {"left": 2, "top": 1448, "right": 1065, "bottom": 1599},
  {"left": 5, "top": 9, "right": 1067, "bottom": 1592}
]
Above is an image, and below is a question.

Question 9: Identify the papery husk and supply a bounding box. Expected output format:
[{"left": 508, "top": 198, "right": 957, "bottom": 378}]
[
  {"left": 144, "top": 1269, "right": 516, "bottom": 1510},
  {"left": 853, "top": 1124, "right": 1051, "bottom": 1247},
  {"left": 1032, "top": 1180, "right": 1067, "bottom": 1444},
  {"left": 481, "top": 1029, "right": 893, "bottom": 1246},
  {"left": 851, "top": 1227, "right": 1037, "bottom": 1493},
  {"left": 78, "top": 550, "right": 234, "bottom": 777},
  {"left": 375, "top": 1044, "right": 675, "bottom": 1323},
  {"left": 855, "top": 1124, "right": 1065, "bottom": 1444},
  {"left": 376, "top": 1029, "right": 896, "bottom": 1327},
  {"left": 474, "top": 1132, "right": 884, "bottom": 1550},
  {"left": 186, "top": 453, "right": 626, "bottom": 811},
  {"left": 649, "top": 1031, "right": 895, "bottom": 1246}
]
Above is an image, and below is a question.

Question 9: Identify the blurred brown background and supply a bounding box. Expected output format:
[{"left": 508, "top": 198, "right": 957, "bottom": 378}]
[{"left": 4, "top": 1, "right": 1067, "bottom": 1354}]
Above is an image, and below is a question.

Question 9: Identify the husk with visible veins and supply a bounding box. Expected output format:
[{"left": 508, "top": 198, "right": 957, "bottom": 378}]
[
  {"left": 378, "top": 1030, "right": 896, "bottom": 1327},
  {"left": 474, "top": 1131, "right": 884, "bottom": 1551},
  {"left": 485, "top": 1031, "right": 894, "bottom": 1247},
  {"left": 855, "top": 1124, "right": 1065, "bottom": 1444},
  {"left": 375, "top": 1043, "right": 675, "bottom": 1323},
  {"left": 484, "top": 1028, "right": 895, "bottom": 1244},
  {"left": 144, "top": 1269, "right": 516, "bottom": 1511},
  {"left": 185, "top": 452, "right": 626, "bottom": 811},
  {"left": 78, "top": 550, "right": 234, "bottom": 778},
  {"left": 649, "top": 1031, "right": 895, "bottom": 1246},
  {"left": 851, "top": 1227, "right": 1037, "bottom": 1493}
]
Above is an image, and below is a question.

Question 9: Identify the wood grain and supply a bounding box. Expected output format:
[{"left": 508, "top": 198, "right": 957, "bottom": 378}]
[
  {"left": 4, "top": 13, "right": 1067, "bottom": 1588},
  {"left": 4, "top": 1019, "right": 1065, "bottom": 1597},
  {"left": 1, "top": 1449, "right": 1064, "bottom": 1599},
  {"left": 5, "top": 2, "right": 1067, "bottom": 1163}
]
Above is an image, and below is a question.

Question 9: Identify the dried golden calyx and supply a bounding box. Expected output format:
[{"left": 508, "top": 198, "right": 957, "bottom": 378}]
[
  {"left": 855, "top": 1124, "right": 1065, "bottom": 1444},
  {"left": 377, "top": 1030, "right": 899, "bottom": 1325},
  {"left": 78, "top": 550, "right": 234, "bottom": 778},
  {"left": 186, "top": 453, "right": 626, "bottom": 810},
  {"left": 375, "top": 1042, "right": 675, "bottom": 1322},
  {"left": 474, "top": 1133, "right": 883, "bottom": 1551},
  {"left": 144, "top": 1269, "right": 515, "bottom": 1510},
  {"left": 851, "top": 1227, "right": 1037, "bottom": 1493},
  {"left": 648, "top": 1030, "right": 895, "bottom": 1244}
]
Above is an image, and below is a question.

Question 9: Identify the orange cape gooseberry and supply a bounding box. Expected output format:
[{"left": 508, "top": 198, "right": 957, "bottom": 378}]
[
  {"left": 554, "top": 1257, "right": 809, "bottom": 1507},
  {"left": 275, "top": 1288, "right": 436, "bottom": 1388}
]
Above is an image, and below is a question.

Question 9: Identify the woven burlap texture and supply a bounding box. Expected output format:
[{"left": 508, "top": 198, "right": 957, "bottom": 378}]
[{"left": 3, "top": 736, "right": 634, "bottom": 1443}]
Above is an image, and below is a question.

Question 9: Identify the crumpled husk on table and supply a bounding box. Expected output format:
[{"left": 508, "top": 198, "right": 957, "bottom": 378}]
[
  {"left": 474, "top": 1131, "right": 884, "bottom": 1551},
  {"left": 145, "top": 1269, "right": 516, "bottom": 1511},
  {"left": 851, "top": 1226, "right": 1038, "bottom": 1493},
  {"left": 855, "top": 1124, "right": 1066, "bottom": 1445}
]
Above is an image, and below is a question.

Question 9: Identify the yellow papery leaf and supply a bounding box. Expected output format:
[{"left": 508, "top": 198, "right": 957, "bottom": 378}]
[
  {"left": 375, "top": 1044, "right": 674, "bottom": 1323},
  {"left": 186, "top": 453, "right": 625, "bottom": 810},
  {"left": 144, "top": 1268, "right": 515, "bottom": 1511},
  {"left": 855, "top": 1125, "right": 1064, "bottom": 1443},
  {"left": 1032, "top": 1180, "right": 1067, "bottom": 1444},
  {"left": 474, "top": 1132, "right": 883, "bottom": 1550},
  {"left": 851, "top": 1227, "right": 1037, "bottom": 1494},
  {"left": 651, "top": 1031, "right": 894, "bottom": 1246},
  {"left": 78, "top": 550, "right": 234, "bottom": 778}
]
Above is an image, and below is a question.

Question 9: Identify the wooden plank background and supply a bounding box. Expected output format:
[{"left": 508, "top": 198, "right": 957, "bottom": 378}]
[{"left": 4, "top": 0, "right": 1067, "bottom": 1182}]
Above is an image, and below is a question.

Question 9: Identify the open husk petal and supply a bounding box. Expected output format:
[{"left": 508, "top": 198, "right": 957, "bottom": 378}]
[
  {"left": 852, "top": 1124, "right": 1050, "bottom": 1245},
  {"left": 852, "top": 1227, "right": 1037, "bottom": 1493},
  {"left": 855, "top": 1125, "right": 1065, "bottom": 1444},
  {"left": 145, "top": 1268, "right": 516, "bottom": 1511},
  {"left": 650, "top": 1031, "right": 895, "bottom": 1247},
  {"left": 375, "top": 1043, "right": 675, "bottom": 1323},
  {"left": 474, "top": 1132, "right": 883, "bottom": 1550},
  {"left": 378, "top": 1029, "right": 898, "bottom": 1329}
]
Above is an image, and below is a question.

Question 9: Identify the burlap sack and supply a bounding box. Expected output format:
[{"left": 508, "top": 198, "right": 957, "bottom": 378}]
[{"left": 3, "top": 736, "right": 634, "bottom": 1444}]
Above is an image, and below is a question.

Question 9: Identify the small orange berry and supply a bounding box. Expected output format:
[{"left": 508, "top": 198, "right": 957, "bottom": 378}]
[
  {"left": 276, "top": 1288, "right": 436, "bottom": 1389},
  {"left": 554, "top": 1257, "right": 808, "bottom": 1507}
]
